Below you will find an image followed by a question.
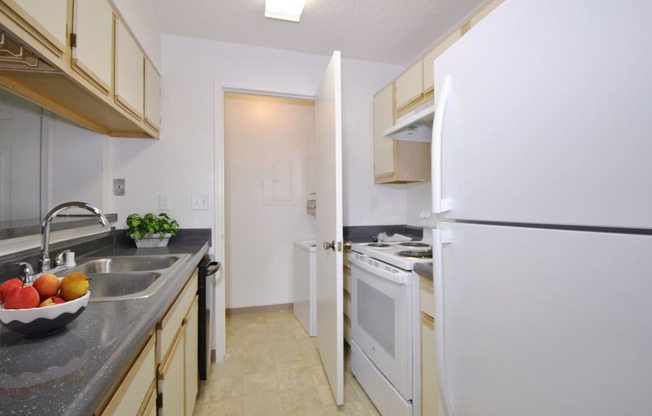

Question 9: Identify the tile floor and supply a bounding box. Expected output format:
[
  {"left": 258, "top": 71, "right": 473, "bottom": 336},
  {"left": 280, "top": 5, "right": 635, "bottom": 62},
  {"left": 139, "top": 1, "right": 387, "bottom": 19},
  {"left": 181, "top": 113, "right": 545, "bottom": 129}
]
[{"left": 193, "top": 312, "right": 380, "bottom": 416}]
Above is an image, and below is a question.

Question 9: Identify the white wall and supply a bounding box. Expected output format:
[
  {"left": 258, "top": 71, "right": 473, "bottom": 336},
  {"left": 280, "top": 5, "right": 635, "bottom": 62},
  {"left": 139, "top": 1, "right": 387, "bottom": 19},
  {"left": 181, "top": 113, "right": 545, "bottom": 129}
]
[
  {"left": 225, "top": 94, "right": 315, "bottom": 308},
  {"left": 108, "top": 35, "right": 405, "bottom": 307}
]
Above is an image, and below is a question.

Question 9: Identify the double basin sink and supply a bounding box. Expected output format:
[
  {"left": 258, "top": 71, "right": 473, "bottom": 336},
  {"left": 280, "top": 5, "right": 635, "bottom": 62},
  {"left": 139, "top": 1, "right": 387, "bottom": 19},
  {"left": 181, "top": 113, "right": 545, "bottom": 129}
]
[{"left": 63, "top": 254, "right": 190, "bottom": 302}]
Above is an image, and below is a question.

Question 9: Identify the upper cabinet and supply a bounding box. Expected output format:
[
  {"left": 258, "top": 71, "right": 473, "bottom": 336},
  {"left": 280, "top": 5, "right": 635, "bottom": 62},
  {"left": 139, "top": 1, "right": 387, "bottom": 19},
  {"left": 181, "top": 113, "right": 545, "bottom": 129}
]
[
  {"left": 0, "top": 0, "right": 160, "bottom": 138},
  {"left": 115, "top": 18, "right": 144, "bottom": 118},
  {"left": 72, "top": 0, "right": 113, "bottom": 94},
  {"left": 395, "top": 61, "right": 423, "bottom": 111},
  {"left": 3, "top": 0, "right": 67, "bottom": 55},
  {"left": 144, "top": 58, "right": 161, "bottom": 131}
]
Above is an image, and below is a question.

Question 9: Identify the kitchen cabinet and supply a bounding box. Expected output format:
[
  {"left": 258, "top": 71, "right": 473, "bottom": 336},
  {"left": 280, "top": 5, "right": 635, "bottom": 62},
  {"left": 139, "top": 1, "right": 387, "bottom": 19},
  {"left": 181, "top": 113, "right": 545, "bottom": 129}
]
[
  {"left": 115, "top": 17, "right": 144, "bottom": 118},
  {"left": 395, "top": 60, "right": 423, "bottom": 112},
  {"left": 422, "top": 29, "right": 461, "bottom": 94},
  {"left": 99, "top": 334, "right": 157, "bottom": 416},
  {"left": 157, "top": 269, "right": 199, "bottom": 415},
  {"left": 0, "top": 0, "right": 159, "bottom": 138},
  {"left": 184, "top": 297, "right": 199, "bottom": 416},
  {"left": 374, "top": 83, "right": 431, "bottom": 184},
  {"left": 144, "top": 58, "right": 161, "bottom": 131},
  {"left": 72, "top": 0, "right": 113, "bottom": 94},
  {"left": 343, "top": 248, "right": 351, "bottom": 343},
  {"left": 4, "top": 0, "right": 67, "bottom": 55},
  {"left": 419, "top": 275, "right": 439, "bottom": 416}
]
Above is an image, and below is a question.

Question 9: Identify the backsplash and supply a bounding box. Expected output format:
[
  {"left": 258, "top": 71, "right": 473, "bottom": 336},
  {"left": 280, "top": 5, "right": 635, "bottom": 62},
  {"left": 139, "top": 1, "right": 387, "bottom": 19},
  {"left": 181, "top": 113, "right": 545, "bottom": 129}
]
[{"left": 343, "top": 225, "right": 424, "bottom": 243}]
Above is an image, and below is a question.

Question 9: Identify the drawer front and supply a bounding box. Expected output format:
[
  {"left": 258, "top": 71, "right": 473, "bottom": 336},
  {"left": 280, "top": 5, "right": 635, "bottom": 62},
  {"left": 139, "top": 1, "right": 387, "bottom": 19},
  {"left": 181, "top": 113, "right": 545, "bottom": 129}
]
[{"left": 157, "top": 270, "right": 198, "bottom": 363}]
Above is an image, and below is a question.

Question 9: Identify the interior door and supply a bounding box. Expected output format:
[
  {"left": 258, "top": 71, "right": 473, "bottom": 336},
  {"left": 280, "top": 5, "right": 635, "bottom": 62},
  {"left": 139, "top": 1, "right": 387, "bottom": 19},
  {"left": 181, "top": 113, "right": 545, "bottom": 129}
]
[{"left": 315, "top": 51, "right": 344, "bottom": 405}]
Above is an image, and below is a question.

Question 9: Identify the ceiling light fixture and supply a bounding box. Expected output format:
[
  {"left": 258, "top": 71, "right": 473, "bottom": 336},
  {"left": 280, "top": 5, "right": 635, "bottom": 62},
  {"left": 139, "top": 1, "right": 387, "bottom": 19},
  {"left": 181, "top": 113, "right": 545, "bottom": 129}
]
[{"left": 265, "top": 0, "right": 306, "bottom": 23}]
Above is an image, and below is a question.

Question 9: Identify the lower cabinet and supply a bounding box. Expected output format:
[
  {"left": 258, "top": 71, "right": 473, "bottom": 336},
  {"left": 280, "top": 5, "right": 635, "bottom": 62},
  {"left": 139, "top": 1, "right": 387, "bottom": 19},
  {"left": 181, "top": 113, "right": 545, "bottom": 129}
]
[
  {"left": 157, "top": 269, "right": 199, "bottom": 416},
  {"left": 343, "top": 249, "right": 352, "bottom": 344},
  {"left": 100, "top": 334, "right": 156, "bottom": 416},
  {"left": 159, "top": 328, "right": 186, "bottom": 416},
  {"left": 184, "top": 297, "right": 200, "bottom": 416},
  {"left": 420, "top": 275, "right": 439, "bottom": 416}
]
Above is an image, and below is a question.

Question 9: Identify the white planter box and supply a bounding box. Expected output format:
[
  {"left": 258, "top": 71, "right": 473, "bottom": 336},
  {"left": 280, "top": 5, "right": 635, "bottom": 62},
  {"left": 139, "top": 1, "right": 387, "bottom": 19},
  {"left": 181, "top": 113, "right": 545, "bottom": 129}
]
[{"left": 133, "top": 233, "right": 172, "bottom": 248}]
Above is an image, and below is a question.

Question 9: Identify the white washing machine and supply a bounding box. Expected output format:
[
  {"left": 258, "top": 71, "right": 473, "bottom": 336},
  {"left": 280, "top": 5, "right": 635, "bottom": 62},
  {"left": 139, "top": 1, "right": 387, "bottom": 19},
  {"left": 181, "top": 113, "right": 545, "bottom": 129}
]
[{"left": 293, "top": 240, "right": 316, "bottom": 336}]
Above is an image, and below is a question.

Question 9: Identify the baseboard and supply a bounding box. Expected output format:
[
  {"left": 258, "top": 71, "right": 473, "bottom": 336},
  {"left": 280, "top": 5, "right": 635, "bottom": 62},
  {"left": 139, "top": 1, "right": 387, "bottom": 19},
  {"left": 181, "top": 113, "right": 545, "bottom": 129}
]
[{"left": 226, "top": 303, "right": 294, "bottom": 317}]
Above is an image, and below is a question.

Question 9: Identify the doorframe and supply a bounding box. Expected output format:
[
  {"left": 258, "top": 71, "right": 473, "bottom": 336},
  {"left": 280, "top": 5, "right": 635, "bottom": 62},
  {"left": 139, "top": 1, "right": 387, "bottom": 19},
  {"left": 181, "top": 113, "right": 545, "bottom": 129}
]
[{"left": 212, "top": 84, "right": 314, "bottom": 362}]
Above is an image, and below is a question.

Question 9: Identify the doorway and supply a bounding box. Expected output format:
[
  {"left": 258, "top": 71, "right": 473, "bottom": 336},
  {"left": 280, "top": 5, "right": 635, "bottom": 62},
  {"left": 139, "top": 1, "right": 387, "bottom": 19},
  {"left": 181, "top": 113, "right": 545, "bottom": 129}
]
[{"left": 223, "top": 92, "right": 316, "bottom": 311}]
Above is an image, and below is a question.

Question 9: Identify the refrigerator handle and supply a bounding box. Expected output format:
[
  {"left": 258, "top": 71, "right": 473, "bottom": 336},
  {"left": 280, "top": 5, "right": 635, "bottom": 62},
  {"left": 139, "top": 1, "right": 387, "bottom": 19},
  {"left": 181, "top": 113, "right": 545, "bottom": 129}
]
[
  {"left": 432, "top": 75, "right": 452, "bottom": 214},
  {"left": 434, "top": 228, "right": 454, "bottom": 416}
]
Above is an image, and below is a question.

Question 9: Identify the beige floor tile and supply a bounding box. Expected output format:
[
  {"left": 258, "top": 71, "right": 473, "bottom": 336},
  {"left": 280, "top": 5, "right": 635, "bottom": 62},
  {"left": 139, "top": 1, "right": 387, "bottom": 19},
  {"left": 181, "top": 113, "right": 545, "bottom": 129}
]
[{"left": 194, "top": 312, "right": 379, "bottom": 416}]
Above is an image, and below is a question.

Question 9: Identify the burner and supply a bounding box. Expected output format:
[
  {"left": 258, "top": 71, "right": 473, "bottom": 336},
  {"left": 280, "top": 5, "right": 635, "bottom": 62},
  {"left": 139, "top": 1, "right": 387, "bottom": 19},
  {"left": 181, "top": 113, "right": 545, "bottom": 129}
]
[
  {"left": 397, "top": 250, "right": 433, "bottom": 259},
  {"left": 399, "top": 242, "right": 431, "bottom": 248},
  {"left": 367, "top": 243, "right": 391, "bottom": 247}
]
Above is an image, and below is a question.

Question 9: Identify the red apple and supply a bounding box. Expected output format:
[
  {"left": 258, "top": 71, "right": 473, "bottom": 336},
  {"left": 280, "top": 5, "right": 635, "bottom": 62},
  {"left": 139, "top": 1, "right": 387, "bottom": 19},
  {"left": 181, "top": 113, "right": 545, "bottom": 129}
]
[
  {"left": 4, "top": 286, "right": 40, "bottom": 309},
  {"left": 39, "top": 296, "right": 65, "bottom": 307},
  {"left": 0, "top": 278, "right": 23, "bottom": 303},
  {"left": 33, "top": 273, "right": 61, "bottom": 301}
]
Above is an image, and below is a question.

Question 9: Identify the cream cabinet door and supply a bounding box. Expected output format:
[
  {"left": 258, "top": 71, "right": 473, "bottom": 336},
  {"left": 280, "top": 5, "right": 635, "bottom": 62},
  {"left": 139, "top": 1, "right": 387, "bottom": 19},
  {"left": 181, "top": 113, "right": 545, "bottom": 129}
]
[
  {"left": 159, "top": 329, "right": 185, "bottom": 416},
  {"left": 10, "top": 0, "right": 67, "bottom": 54},
  {"left": 72, "top": 0, "right": 113, "bottom": 93},
  {"left": 423, "top": 30, "right": 462, "bottom": 93},
  {"left": 115, "top": 18, "right": 144, "bottom": 118},
  {"left": 373, "top": 83, "right": 395, "bottom": 178},
  {"left": 184, "top": 297, "right": 199, "bottom": 416},
  {"left": 421, "top": 312, "right": 440, "bottom": 416},
  {"left": 100, "top": 335, "right": 156, "bottom": 416},
  {"left": 144, "top": 58, "right": 161, "bottom": 130},
  {"left": 395, "top": 60, "right": 423, "bottom": 110}
]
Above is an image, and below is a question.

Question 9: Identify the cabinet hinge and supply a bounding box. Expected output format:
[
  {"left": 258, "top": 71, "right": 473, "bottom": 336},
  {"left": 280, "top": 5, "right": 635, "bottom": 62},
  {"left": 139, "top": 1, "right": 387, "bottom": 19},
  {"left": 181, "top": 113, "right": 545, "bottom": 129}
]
[
  {"left": 70, "top": 33, "right": 77, "bottom": 48},
  {"left": 156, "top": 392, "right": 163, "bottom": 409}
]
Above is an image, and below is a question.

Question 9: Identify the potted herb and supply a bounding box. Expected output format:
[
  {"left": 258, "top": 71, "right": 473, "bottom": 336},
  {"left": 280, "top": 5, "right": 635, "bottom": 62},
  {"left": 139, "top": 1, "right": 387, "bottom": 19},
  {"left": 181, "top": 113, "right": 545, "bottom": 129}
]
[{"left": 126, "top": 213, "right": 179, "bottom": 248}]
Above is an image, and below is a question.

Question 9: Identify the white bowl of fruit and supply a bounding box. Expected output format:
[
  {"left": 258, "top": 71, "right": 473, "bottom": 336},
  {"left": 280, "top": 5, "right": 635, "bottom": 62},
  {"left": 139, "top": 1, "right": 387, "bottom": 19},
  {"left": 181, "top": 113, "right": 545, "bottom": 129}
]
[{"left": 0, "top": 272, "right": 90, "bottom": 338}]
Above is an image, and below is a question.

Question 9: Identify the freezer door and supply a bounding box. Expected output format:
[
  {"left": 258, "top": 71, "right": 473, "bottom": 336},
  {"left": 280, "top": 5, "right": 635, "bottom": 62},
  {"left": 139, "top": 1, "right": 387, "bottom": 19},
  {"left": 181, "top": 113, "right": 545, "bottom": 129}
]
[
  {"left": 433, "top": 0, "right": 652, "bottom": 228},
  {"left": 434, "top": 222, "right": 652, "bottom": 416}
]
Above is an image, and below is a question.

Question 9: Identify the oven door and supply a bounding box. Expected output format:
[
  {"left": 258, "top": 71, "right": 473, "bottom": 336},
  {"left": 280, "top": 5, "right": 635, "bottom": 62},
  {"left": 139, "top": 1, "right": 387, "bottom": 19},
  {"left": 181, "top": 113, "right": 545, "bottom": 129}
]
[{"left": 350, "top": 255, "right": 413, "bottom": 399}]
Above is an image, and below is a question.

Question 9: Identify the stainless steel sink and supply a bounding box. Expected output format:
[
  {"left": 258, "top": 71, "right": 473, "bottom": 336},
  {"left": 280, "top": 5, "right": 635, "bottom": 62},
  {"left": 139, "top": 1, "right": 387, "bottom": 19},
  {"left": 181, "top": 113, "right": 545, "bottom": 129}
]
[
  {"left": 72, "top": 255, "right": 180, "bottom": 274},
  {"left": 65, "top": 253, "right": 191, "bottom": 302},
  {"left": 87, "top": 272, "right": 161, "bottom": 300}
]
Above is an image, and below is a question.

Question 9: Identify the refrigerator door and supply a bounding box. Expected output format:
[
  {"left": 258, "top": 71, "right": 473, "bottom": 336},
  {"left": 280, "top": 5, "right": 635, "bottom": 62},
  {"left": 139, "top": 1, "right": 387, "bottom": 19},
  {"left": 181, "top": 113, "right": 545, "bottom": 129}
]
[
  {"left": 433, "top": 0, "right": 652, "bottom": 228},
  {"left": 434, "top": 222, "right": 652, "bottom": 416}
]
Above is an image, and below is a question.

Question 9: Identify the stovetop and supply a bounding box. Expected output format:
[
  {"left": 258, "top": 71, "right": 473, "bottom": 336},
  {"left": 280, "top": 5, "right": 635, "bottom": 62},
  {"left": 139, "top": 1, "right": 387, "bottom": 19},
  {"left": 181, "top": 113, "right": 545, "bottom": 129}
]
[{"left": 351, "top": 241, "right": 433, "bottom": 270}]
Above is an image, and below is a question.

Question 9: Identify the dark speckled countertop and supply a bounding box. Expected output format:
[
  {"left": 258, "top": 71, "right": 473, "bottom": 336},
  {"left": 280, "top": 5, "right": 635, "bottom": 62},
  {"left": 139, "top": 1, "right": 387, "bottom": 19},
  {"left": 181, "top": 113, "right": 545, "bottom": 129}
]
[{"left": 0, "top": 237, "right": 209, "bottom": 415}]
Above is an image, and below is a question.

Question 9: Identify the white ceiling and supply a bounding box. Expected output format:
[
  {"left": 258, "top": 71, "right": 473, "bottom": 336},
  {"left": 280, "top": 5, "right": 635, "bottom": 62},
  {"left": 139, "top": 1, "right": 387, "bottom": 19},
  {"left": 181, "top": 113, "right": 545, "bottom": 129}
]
[{"left": 146, "top": 0, "right": 487, "bottom": 65}]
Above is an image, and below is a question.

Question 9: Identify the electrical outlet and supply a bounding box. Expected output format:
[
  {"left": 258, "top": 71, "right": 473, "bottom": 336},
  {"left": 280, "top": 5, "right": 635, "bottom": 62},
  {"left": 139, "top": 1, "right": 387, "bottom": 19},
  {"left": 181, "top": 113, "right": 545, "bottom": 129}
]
[
  {"left": 191, "top": 193, "right": 209, "bottom": 210},
  {"left": 113, "top": 179, "right": 125, "bottom": 196},
  {"left": 159, "top": 194, "right": 171, "bottom": 211}
]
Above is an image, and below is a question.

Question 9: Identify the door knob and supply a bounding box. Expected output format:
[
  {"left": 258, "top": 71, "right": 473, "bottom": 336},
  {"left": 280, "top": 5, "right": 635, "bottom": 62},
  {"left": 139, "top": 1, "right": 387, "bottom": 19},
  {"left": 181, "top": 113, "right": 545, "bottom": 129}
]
[{"left": 323, "top": 241, "right": 335, "bottom": 251}]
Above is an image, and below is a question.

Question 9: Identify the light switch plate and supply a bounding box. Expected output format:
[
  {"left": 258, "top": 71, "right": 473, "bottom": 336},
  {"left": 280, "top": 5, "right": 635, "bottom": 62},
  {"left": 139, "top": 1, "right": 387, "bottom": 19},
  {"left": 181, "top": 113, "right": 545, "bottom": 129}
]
[
  {"left": 191, "top": 193, "right": 209, "bottom": 210},
  {"left": 159, "top": 194, "right": 171, "bottom": 211},
  {"left": 113, "top": 179, "right": 125, "bottom": 196}
]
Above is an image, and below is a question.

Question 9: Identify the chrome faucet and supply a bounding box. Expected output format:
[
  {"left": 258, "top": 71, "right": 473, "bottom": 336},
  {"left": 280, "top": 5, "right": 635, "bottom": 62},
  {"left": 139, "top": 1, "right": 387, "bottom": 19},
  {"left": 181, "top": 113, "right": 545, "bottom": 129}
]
[{"left": 40, "top": 201, "right": 109, "bottom": 272}]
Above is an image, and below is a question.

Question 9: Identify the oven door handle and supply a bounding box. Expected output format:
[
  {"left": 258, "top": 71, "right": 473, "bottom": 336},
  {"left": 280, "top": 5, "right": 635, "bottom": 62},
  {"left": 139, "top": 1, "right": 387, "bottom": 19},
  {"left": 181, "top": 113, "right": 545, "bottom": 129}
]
[{"left": 349, "top": 255, "right": 410, "bottom": 285}]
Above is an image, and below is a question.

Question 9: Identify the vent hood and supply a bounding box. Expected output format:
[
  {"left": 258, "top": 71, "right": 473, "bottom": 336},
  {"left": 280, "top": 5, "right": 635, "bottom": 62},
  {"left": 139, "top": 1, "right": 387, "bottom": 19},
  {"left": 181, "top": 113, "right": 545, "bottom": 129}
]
[
  {"left": 383, "top": 99, "right": 434, "bottom": 142},
  {"left": 0, "top": 30, "right": 59, "bottom": 73}
]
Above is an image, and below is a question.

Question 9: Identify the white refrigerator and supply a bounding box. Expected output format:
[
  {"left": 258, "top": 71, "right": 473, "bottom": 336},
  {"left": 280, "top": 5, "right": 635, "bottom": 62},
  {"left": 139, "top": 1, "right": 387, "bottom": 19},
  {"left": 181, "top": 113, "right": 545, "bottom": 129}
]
[{"left": 430, "top": 1, "right": 652, "bottom": 415}]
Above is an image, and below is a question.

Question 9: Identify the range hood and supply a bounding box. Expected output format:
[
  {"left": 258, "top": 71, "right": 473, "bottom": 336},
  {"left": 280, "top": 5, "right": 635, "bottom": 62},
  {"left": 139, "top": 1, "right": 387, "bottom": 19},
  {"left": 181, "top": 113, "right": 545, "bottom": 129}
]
[{"left": 383, "top": 99, "right": 434, "bottom": 142}]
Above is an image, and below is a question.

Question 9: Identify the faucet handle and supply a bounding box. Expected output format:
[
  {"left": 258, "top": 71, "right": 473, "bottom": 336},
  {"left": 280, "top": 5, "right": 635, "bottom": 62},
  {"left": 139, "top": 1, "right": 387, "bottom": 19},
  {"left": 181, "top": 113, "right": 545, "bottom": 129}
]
[
  {"left": 56, "top": 250, "right": 71, "bottom": 266},
  {"left": 16, "top": 262, "right": 34, "bottom": 283}
]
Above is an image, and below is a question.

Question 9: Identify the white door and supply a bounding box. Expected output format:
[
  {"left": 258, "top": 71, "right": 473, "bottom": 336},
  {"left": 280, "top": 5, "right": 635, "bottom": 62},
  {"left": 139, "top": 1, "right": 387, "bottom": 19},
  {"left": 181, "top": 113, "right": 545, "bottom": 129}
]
[{"left": 315, "top": 51, "right": 344, "bottom": 405}]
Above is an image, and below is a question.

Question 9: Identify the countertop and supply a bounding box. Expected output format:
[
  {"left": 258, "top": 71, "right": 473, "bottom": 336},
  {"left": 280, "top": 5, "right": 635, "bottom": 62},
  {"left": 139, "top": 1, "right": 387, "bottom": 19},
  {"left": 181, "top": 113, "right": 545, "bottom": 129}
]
[{"left": 0, "top": 239, "right": 209, "bottom": 415}]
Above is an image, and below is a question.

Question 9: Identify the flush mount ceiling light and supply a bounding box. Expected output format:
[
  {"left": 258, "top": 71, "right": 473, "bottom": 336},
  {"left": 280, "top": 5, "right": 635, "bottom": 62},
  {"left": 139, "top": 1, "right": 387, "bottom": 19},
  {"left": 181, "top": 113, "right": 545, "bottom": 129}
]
[{"left": 265, "top": 0, "right": 306, "bottom": 22}]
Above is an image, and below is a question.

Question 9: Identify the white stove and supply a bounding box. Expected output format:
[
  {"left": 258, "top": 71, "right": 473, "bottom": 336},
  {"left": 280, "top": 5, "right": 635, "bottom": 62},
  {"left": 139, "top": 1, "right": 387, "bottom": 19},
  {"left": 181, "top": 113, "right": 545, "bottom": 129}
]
[
  {"left": 347, "top": 240, "right": 432, "bottom": 416},
  {"left": 350, "top": 241, "right": 432, "bottom": 271}
]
